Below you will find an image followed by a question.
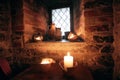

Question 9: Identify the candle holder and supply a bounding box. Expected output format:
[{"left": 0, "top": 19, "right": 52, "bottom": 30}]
[
  {"left": 40, "top": 58, "right": 56, "bottom": 72},
  {"left": 39, "top": 63, "right": 51, "bottom": 72},
  {"left": 59, "top": 60, "right": 78, "bottom": 72}
]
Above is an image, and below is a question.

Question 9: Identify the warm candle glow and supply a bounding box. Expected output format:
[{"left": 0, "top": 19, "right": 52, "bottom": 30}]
[
  {"left": 69, "top": 33, "right": 74, "bottom": 39},
  {"left": 41, "top": 59, "right": 50, "bottom": 64},
  {"left": 35, "top": 36, "right": 41, "bottom": 40},
  {"left": 40, "top": 58, "right": 55, "bottom": 64},
  {"left": 64, "top": 52, "right": 73, "bottom": 69},
  {"left": 35, "top": 36, "right": 43, "bottom": 41}
]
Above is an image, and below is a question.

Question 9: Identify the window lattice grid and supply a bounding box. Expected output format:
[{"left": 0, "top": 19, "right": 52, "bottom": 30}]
[{"left": 52, "top": 7, "right": 70, "bottom": 36}]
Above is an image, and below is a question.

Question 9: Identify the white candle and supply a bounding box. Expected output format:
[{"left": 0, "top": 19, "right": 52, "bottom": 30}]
[{"left": 64, "top": 52, "right": 73, "bottom": 69}]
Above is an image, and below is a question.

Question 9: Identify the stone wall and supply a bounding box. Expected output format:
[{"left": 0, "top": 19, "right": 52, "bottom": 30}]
[
  {"left": 11, "top": 0, "right": 48, "bottom": 47},
  {"left": 0, "top": 0, "right": 11, "bottom": 48},
  {"left": 11, "top": 0, "right": 24, "bottom": 48},
  {"left": 73, "top": 0, "right": 85, "bottom": 38},
  {"left": 0, "top": 0, "right": 12, "bottom": 60},
  {"left": 113, "top": 0, "right": 120, "bottom": 80},
  {"left": 83, "top": 0, "right": 114, "bottom": 80},
  {"left": 23, "top": 0, "right": 48, "bottom": 43},
  {"left": 84, "top": 0, "right": 113, "bottom": 43}
]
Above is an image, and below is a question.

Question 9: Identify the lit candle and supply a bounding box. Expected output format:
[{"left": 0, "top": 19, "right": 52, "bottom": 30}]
[
  {"left": 40, "top": 58, "right": 55, "bottom": 64},
  {"left": 41, "top": 58, "right": 51, "bottom": 64},
  {"left": 40, "top": 58, "right": 55, "bottom": 72},
  {"left": 64, "top": 52, "right": 73, "bottom": 69},
  {"left": 34, "top": 36, "right": 43, "bottom": 41}
]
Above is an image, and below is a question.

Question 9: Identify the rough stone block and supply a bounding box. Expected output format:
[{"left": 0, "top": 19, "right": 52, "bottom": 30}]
[
  {"left": 93, "top": 36, "right": 114, "bottom": 43},
  {"left": 84, "top": 10, "right": 98, "bottom": 17},
  {"left": 98, "top": 16, "right": 113, "bottom": 23},
  {"left": 100, "top": 45, "right": 114, "bottom": 53},
  {"left": 87, "top": 24, "right": 110, "bottom": 32}
]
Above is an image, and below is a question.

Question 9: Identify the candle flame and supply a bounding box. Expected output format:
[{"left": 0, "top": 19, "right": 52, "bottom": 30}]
[
  {"left": 69, "top": 34, "right": 74, "bottom": 39},
  {"left": 35, "top": 36, "right": 41, "bottom": 40},
  {"left": 40, "top": 58, "right": 55, "bottom": 64},
  {"left": 68, "top": 32, "right": 76, "bottom": 39},
  {"left": 67, "top": 52, "right": 70, "bottom": 56},
  {"left": 41, "top": 59, "right": 50, "bottom": 64},
  {"left": 35, "top": 36, "right": 43, "bottom": 41}
]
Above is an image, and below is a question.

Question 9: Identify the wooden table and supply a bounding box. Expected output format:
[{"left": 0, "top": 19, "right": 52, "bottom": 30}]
[{"left": 12, "top": 63, "right": 93, "bottom": 80}]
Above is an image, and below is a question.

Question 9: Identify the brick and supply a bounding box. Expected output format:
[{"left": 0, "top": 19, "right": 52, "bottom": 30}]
[
  {"left": 100, "top": 45, "right": 114, "bottom": 53},
  {"left": 84, "top": 10, "right": 98, "bottom": 17},
  {"left": 93, "top": 36, "right": 114, "bottom": 43}
]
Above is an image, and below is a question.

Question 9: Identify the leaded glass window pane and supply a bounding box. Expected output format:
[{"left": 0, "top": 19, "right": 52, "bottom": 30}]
[{"left": 52, "top": 7, "right": 70, "bottom": 36}]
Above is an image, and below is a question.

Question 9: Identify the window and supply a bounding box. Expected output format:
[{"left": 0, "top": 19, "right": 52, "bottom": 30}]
[{"left": 52, "top": 7, "right": 70, "bottom": 36}]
